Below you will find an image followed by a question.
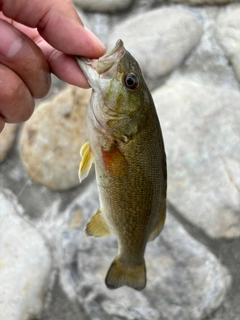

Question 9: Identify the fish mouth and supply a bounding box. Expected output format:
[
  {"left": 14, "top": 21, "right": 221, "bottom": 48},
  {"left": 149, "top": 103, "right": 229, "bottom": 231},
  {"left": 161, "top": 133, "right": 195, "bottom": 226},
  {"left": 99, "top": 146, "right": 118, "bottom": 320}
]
[
  {"left": 95, "top": 39, "right": 125, "bottom": 75},
  {"left": 76, "top": 39, "right": 125, "bottom": 89}
]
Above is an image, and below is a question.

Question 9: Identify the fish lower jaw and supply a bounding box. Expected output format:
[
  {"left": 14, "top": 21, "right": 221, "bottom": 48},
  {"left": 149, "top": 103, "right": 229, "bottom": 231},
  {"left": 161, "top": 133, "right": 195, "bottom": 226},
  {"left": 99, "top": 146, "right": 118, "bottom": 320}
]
[{"left": 88, "top": 79, "right": 101, "bottom": 92}]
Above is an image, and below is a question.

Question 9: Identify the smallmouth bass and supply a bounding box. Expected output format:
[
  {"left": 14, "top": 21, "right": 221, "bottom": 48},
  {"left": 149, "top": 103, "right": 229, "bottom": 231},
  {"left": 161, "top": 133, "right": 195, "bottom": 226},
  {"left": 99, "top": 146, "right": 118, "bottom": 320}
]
[{"left": 77, "top": 40, "right": 167, "bottom": 291}]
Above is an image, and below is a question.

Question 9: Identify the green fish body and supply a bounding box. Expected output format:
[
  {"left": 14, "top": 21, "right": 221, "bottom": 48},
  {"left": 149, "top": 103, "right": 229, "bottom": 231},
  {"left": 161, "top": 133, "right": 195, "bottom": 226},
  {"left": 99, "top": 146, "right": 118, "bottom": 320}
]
[{"left": 77, "top": 40, "right": 167, "bottom": 291}]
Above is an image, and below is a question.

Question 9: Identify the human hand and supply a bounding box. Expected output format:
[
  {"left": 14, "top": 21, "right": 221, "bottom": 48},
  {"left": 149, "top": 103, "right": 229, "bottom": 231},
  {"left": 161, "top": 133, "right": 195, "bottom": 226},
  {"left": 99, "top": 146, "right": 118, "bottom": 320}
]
[{"left": 0, "top": 0, "right": 105, "bottom": 132}]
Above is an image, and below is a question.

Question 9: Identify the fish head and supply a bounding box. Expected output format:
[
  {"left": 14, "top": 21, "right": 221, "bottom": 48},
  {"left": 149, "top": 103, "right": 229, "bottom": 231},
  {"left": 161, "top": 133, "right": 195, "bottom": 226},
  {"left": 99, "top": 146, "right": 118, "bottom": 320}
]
[{"left": 77, "top": 40, "right": 153, "bottom": 140}]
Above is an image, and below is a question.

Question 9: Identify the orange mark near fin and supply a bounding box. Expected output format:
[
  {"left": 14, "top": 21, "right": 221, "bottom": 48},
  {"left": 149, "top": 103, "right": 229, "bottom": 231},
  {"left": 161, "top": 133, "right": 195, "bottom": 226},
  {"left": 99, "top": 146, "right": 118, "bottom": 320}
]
[{"left": 101, "top": 144, "right": 128, "bottom": 177}]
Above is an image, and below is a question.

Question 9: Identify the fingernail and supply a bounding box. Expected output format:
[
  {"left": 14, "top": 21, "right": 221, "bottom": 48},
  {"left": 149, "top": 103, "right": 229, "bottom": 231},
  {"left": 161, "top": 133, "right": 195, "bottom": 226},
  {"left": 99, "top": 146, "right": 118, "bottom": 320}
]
[
  {"left": 84, "top": 27, "right": 106, "bottom": 51},
  {"left": 0, "top": 20, "right": 23, "bottom": 58}
]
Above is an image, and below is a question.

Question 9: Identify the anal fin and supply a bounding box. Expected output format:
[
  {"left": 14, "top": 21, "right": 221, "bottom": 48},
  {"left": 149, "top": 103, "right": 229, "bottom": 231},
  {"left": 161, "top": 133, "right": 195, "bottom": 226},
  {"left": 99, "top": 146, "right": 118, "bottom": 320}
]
[
  {"left": 148, "top": 201, "right": 166, "bottom": 242},
  {"left": 85, "top": 209, "right": 111, "bottom": 237},
  {"left": 78, "top": 141, "right": 94, "bottom": 182}
]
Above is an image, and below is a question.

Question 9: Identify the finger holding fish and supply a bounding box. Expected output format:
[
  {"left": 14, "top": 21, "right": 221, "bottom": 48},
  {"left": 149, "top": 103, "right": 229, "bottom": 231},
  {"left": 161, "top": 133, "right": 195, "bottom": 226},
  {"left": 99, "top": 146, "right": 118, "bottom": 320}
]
[
  {"left": 0, "top": 1, "right": 106, "bottom": 132},
  {"left": 0, "top": 19, "right": 50, "bottom": 127}
]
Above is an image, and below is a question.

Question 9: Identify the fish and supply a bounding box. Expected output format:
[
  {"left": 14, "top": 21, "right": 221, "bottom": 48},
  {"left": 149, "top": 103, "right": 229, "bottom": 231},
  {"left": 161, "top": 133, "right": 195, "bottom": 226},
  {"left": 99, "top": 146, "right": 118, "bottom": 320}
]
[{"left": 76, "top": 39, "right": 167, "bottom": 291}]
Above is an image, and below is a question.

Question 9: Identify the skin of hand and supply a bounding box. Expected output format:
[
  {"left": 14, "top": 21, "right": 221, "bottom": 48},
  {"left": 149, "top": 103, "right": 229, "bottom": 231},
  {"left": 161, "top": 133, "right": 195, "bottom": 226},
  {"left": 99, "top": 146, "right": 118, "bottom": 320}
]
[{"left": 0, "top": 0, "right": 106, "bottom": 132}]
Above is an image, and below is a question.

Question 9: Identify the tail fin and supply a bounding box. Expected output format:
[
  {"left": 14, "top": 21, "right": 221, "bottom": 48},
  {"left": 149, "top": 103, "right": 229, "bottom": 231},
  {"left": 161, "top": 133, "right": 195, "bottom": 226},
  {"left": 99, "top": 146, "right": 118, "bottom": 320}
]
[{"left": 105, "top": 257, "right": 146, "bottom": 291}]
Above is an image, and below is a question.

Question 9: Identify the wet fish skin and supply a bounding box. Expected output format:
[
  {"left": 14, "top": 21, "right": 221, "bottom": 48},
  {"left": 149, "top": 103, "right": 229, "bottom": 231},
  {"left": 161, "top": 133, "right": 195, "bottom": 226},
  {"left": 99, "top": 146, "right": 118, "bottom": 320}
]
[{"left": 77, "top": 40, "right": 167, "bottom": 291}]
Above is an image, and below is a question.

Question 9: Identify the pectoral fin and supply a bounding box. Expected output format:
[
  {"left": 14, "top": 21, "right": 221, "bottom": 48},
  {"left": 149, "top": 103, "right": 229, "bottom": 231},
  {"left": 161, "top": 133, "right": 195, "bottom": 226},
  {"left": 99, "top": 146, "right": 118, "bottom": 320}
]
[
  {"left": 148, "top": 202, "right": 166, "bottom": 242},
  {"left": 78, "top": 141, "right": 94, "bottom": 182},
  {"left": 85, "top": 209, "right": 111, "bottom": 237}
]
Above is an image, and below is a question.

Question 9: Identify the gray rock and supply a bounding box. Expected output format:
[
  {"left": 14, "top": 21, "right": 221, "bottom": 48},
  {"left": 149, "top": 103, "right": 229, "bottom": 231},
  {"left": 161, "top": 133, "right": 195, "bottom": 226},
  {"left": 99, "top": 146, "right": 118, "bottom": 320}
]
[
  {"left": 0, "top": 189, "right": 52, "bottom": 320},
  {"left": 19, "top": 85, "right": 90, "bottom": 191},
  {"left": 84, "top": 13, "right": 112, "bottom": 44},
  {"left": 107, "top": 8, "right": 202, "bottom": 81},
  {"left": 0, "top": 124, "right": 17, "bottom": 163},
  {"left": 217, "top": 4, "right": 240, "bottom": 83},
  {"left": 153, "top": 79, "right": 240, "bottom": 239},
  {"left": 59, "top": 180, "right": 231, "bottom": 320},
  {"left": 170, "top": 7, "right": 239, "bottom": 90},
  {"left": 39, "top": 277, "right": 88, "bottom": 320},
  {"left": 165, "top": 0, "right": 237, "bottom": 4},
  {"left": 73, "top": 0, "right": 133, "bottom": 13}
]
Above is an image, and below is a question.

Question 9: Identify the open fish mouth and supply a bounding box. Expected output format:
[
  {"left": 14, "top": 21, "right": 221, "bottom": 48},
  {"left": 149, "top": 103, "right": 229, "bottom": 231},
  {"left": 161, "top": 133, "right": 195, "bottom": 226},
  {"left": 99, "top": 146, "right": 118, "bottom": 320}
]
[
  {"left": 95, "top": 39, "right": 125, "bottom": 74},
  {"left": 76, "top": 39, "right": 125, "bottom": 88}
]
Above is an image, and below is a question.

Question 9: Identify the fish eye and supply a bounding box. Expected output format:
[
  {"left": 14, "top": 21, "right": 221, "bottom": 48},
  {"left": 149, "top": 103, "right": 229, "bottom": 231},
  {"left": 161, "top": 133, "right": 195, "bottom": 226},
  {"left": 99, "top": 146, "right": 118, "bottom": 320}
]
[{"left": 124, "top": 73, "right": 139, "bottom": 90}]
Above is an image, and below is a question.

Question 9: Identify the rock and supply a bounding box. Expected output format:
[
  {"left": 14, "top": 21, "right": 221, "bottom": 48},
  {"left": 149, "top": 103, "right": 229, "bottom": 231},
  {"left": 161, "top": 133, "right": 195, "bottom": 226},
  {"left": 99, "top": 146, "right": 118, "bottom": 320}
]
[
  {"left": 19, "top": 85, "right": 91, "bottom": 191},
  {"left": 68, "top": 209, "right": 83, "bottom": 229},
  {"left": 107, "top": 8, "right": 202, "bottom": 81},
  {"left": 73, "top": 0, "right": 133, "bottom": 12},
  {"left": 0, "top": 123, "right": 17, "bottom": 163},
  {"left": 59, "top": 180, "right": 231, "bottom": 320},
  {"left": 84, "top": 13, "right": 112, "bottom": 44},
  {"left": 217, "top": 4, "right": 240, "bottom": 83},
  {"left": 166, "top": 0, "right": 236, "bottom": 4},
  {"left": 153, "top": 79, "right": 240, "bottom": 239},
  {"left": 170, "top": 7, "right": 239, "bottom": 90},
  {"left": 39, "top": 277, "right": 88, "bottom": 320},
  {"left": 0, "top": 189, "right": 52, "bottom": 320}
]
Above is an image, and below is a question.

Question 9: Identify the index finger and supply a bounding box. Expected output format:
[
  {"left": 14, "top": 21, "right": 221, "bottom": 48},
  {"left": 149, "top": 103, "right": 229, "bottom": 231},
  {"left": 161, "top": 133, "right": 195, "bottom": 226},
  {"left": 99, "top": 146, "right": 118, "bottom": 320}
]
[{"left": 0, "top": 0, "right": 105, "bottom": 58}]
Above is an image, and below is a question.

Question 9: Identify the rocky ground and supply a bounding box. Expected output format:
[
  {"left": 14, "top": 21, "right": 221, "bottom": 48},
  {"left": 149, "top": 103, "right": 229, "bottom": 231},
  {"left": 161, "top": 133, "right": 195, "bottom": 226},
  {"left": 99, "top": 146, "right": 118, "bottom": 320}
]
[{"left": 1, "top": 1, "right": 240, "bottom": 319}]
